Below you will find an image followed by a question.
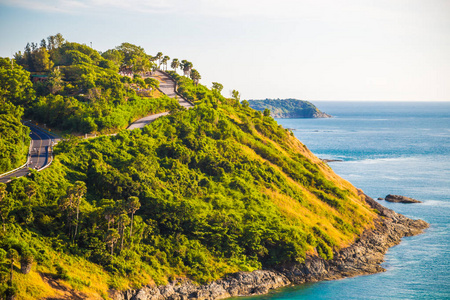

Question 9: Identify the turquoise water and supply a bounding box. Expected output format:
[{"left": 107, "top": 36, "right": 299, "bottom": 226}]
[{"left": 239, "top": 101, "right": 450, "bottom": 299}]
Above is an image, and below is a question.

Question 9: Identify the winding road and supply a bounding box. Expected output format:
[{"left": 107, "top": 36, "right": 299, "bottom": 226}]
[
  {"left": 0, "top": 70, "right": 192, "bottom": 182},
  {"left": 127, "top": 70, "right": 194, "bottom": 130},
  {"left": 0, "top": 123, "right": 57, "bottom": 183}
]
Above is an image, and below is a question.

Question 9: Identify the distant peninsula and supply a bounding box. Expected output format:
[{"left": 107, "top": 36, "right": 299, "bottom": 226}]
[{"left": 247, "top": 99, "right": 331, "bottom": 118}]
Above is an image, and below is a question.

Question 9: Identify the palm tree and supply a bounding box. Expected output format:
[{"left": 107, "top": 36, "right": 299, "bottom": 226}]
[
  {"left": 190, "top": 69, "right": 201, "bottom": 85},
  {"left": 127, "top": 196, "right": 141, "bottom": 238},
  {"left": 118, "top": 213, "right": 130, "bottom": 252},
  {"left": 181, "top": 60, "right": 193, "bottom": 77},
  {"left": 171, "top": 58, "right": 180, "bottom": 73},
  {"left": 106, "top": 229, "right": 120, "bottom": 256},
  {"left": 104, "top": 206, "right": 115, "bottom": 230},
  {"left": 162, "top": 55, "right": 170, "bottom": 71},
  {"left": 0, "top": 183, "right": 8, "bottom": 232},
  {"left": 72, "top": 181, "right": 87, "bottom": 241},
  {"left": 7, "top": 249, "right": 18, "bottom": 284},
  {"left": 60, "top": 181, "right": 87, "bottom": 241},
  {"left": 155, "top": 52, "right": 163, "bottom": 69}
]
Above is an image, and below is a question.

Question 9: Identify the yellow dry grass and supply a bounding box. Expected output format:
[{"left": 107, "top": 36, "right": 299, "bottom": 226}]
[
  {"left": 15, "top": 269, "right": 57, "bottom": 300},
  {"left": 237, "top": 137, "right": 376, "bottom": 250}
]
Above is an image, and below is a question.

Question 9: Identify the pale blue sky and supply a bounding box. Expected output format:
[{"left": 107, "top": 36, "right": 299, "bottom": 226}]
[{"left": 1, "top": 0, "right": 449, "bottom": 101}]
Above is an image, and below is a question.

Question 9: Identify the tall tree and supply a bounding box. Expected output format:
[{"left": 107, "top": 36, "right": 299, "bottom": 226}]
[
  {"left": 118, "top": 213, "right": 130, "bottom": 252},
  {"left": 155, "top": 52, "right": 163, "bottom": 68},
  {"left": 104, "top": 206, "right": 115, "bottom": 230},
  {"left": 0, "top": 57, "right": 35, "bottom": 105},
  {"left": 7, "top": 248, "right": 18, "bottom": 284},
  {"left": 24, "top": 182, "right": 37, "bottom": 204},
  {"left": 59, "top": 181, "right": 86, "bottom": 240},
  {"left": 181, "top": 60, "right": 193, "bottom": 77},
  {"left": 231, "top": 90, "right": 241, "bottom": 102},
  {"left": 54, "top": 33, "right": 65, "bottom": 48},
  {"left": 48, "top": 67, "right": 63, "bottom": 94},
  {"left": 40, "top": 39, "right": 47, "bottom": 49},
  {"left": 71, "top": 181, "right": 87, "bottom": 241},
  {"left": 47, "top": 35, "right": 56, "bottom": 50},
  {"left": 127, "top": 196, "right": 140, "bottom": 238},
  {"left": 190, "top": 69, "right": 201, "bottom": 86},
  {"left": 32, "top": 47, "right": 54, "bottom": 72},
  {"left": 171, "top": 58, "right": 180, "bottom": 73},
  {"left": 0, "top": 183, "right": 11, "bottom": 232},
  {"left": 101, "top": 49, "right": 124, "bottom": 69},
  {"left": 161, "top": 55, "right": 170, "bottom": 71},
  {"left": 115, "top": 43, "right": 149, "bottom": 72},
  {"left": 212, "top": 82, "right": 223, "bottom": 94},
  {"left": 106, "top": 228, "right": 120, "bottom": 256}
]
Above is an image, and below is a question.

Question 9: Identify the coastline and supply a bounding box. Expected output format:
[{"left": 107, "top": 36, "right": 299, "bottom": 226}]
[{"left": 111, "top": 192, "right": 429, "bottom": 300}]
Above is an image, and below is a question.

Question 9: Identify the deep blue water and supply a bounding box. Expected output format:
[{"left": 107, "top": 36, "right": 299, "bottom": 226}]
[{"left": 237, "top": 101, "right": 450, "bottom": 299}]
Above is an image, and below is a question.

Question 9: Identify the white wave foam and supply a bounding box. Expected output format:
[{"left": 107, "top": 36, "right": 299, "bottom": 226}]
[
  {"left": 421, "top": 200, "right": 450, "bottom": 208},
  {"left": 345, "top": 157, "right": 419, "bottom": 165}
]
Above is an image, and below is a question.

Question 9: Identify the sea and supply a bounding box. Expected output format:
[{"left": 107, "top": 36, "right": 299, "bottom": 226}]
[{"left": 235, "top": 101, "right": 450, "bottom": 300}]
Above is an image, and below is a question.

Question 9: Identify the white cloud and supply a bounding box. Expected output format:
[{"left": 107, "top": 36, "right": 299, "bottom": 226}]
[
  {"left": 1, "top": 0, "right": 89, "bottom": 13},
  {"left": 1, "top": 0, "right": 449, "bottom": 25},
  {"left": 0, "top": 0, "right": 395, "bottom": 18}
]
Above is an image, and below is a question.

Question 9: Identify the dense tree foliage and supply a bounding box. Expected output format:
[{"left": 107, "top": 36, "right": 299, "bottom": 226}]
[
  {"left": 0, "top": 58, "right": 32, "bottom": 173},
  {"left": 0, "top": 101, "right": 30, "bottom": 173},
  {"left": 0, "top": 58, "right": 35, "bottom": 106}
]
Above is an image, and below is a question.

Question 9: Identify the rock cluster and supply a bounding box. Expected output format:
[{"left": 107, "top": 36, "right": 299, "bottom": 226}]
[
  {"left": 111, "top": 193, "right": 428, "bottom": 300},
  {"left": 110, "top": 270, "right": 290, "bottom": 300},
  {"left": 384, "top": 194, "right": 422, "bottom": 203}
]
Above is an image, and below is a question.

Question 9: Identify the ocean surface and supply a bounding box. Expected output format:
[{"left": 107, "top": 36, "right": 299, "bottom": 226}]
[{"left": 236, "top": 101, "right": 450, "bottom": 300}]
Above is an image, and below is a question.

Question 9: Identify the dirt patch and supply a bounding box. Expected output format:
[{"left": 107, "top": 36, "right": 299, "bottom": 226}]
[{"left": 40, "top": 273, "right": 88, "bottom": 300}]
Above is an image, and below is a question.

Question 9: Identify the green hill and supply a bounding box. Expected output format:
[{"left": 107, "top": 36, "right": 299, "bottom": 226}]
[
  {"left": 247, "top": 99, "right": 331, "bottom": 118},
  {"left": 0, "top": 36, "right": 377, "bottom": 299}
]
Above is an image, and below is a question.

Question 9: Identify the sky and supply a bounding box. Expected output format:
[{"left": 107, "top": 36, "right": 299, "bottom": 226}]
[{"left": 0, "top": 0, "right": 449, "bottom": 101}]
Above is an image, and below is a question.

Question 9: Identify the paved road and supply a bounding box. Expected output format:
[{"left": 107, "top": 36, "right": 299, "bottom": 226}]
[
  {"left": 151, "top": 70, "right": 194, "bottom": 109},
  {"left": 0, "top": 124, "right": 56, "bottom": 183},
  {"left": 1, "top": 70, "right": 192, "bottom": 181},
  {"left": 127, "top": 112, "right": 170, "bottom": 130},
  {"left": 127, "top": 70, "right": 194, "bottom": 130}
]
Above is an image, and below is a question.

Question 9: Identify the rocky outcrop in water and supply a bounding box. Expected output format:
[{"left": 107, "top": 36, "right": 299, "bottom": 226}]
[
  {"left": 384, "top": 194, "right": 422, "bottom": 203},
  {"left": 111, "top": 193, "right": 428, "bottom": 300}
]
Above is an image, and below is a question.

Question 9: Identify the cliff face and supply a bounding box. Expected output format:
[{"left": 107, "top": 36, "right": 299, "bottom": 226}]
[{"left": 111, "top": 193, "right": 428, "bottom": 300}]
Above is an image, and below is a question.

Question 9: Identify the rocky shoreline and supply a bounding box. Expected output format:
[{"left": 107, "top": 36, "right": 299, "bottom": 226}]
[{"left": 111, "top": 193, "right": 428, "bottom": 300}]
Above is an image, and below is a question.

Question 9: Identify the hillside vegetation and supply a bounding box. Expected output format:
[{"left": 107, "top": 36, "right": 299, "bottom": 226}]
[
  {"left": 11, "top": 34, "right": 178, "bottom": 134},
  {"left": 247, "top": 99, "right": 331, "bottom": 118},
  {"left": 0, "top": 58, "right": 31, "bottom": 173},
  {"left": 0, "top": 36, "right": 377, "bottom": 299}
]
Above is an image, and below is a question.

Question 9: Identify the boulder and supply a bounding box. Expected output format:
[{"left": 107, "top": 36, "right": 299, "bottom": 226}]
[{"left": 385, "top": 194, "right": 422, "bottom": 203}]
